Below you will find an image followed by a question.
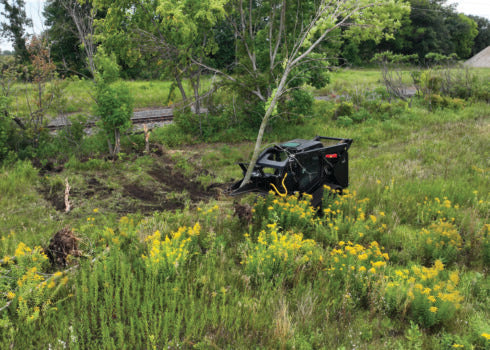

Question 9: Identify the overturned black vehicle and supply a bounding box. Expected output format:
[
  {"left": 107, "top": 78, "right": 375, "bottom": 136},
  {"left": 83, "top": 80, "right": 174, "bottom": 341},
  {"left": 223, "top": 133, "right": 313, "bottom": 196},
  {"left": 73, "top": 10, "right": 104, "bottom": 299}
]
[{"left": 229, "top": 136, "right": 353, "bottom": 207}]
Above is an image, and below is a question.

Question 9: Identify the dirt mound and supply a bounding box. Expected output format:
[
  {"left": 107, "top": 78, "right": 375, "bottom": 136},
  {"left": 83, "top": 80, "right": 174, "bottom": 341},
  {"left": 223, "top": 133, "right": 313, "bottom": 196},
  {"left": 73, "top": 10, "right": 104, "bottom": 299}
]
[
  {"left": 234, "top": 202, "right": 252, "bottom": 224},
  {"left": 46, "top": 227, "right": 81, "bottom": 267}
]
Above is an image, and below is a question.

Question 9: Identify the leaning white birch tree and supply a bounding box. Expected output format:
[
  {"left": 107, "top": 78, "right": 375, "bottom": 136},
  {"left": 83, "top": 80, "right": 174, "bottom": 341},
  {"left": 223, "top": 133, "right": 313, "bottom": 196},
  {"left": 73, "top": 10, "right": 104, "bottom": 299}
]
[{"left": 229, "top": 0, "right": 410, "bottom": 187}]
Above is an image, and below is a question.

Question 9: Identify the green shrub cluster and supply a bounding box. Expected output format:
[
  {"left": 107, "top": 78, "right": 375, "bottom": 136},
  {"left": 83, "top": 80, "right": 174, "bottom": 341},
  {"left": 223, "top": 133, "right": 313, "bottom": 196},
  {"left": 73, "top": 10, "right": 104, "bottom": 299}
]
[
  {"left": 384, "top": 260, "right": 463, "bottom": 329},
  {"left": 331, "top": 92, "right": 408, "bottom": 126},
  {"left": 241, "top": 224, "right": 322, "bottom": 283}
]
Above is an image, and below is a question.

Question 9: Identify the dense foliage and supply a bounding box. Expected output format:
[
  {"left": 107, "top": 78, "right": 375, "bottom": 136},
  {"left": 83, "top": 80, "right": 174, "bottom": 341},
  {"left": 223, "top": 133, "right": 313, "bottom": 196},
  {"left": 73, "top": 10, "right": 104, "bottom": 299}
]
[{"left": 1, "top": 0, "right": 490, "bottom": 72}]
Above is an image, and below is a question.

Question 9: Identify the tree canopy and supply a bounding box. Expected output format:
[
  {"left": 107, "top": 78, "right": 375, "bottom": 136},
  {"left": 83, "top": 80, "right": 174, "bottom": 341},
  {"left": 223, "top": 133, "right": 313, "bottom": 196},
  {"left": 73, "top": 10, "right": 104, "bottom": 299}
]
[{"left": 0, "top": 0, "right": 32, "bottom": 62}]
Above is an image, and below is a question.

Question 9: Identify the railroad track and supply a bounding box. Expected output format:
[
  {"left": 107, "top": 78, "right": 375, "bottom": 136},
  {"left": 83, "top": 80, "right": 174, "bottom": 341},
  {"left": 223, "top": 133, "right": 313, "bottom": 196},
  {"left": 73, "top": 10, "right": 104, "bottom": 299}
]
[{"left": 46, "top": 107, "right": 183, "bottom": 131}]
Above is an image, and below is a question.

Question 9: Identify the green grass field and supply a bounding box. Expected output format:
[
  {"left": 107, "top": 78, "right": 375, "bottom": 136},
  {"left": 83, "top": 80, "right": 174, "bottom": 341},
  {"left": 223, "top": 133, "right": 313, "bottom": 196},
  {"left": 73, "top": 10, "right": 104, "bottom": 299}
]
[{"left": 0, "top": 69, "right": 489, "bottom": 349}]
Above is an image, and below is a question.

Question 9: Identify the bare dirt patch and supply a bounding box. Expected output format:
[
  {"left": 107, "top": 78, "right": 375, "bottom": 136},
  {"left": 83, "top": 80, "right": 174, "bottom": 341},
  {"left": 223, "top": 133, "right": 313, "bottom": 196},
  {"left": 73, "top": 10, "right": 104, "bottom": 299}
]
[
  {"left": 123, "top": 183, "right": 157, "bottom": 202},
  {"left": 37, "top": 147, "right": 224, "bottom": 215}
]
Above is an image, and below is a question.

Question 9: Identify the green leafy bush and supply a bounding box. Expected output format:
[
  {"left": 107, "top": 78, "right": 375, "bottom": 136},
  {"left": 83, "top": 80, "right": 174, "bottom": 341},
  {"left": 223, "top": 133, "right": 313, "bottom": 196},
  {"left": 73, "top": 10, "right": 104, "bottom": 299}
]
[
  {"left": 277, "top": 89, "right": 314, "bottom": 123},
  {"left": 95, "top": 82, "right": 134, "bottom": 138},
  {"left": 173, "top": 109, "right": 229, "bottom": 139},
  {"left": 334, "top": 101, "right": 355, "bottom": 119},
  {"left": 152, "top": 123, "right": 197, "bottom": 147},
  {"left": 337, "top": 116, "right": 354, "bottom": 127},
  {"left": 428, "top": 94, "right": 465, "bottom": 110},
  {"left": 351, "top": 108, "right": 371, "bottom": 123}
]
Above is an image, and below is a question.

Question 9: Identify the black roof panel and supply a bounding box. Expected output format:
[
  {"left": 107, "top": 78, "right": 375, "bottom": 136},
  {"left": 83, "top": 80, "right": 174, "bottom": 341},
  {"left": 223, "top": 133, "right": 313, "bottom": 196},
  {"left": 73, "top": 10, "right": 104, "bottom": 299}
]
[{"left": 280, "top": 139, "right": 323, "bottom": 152}]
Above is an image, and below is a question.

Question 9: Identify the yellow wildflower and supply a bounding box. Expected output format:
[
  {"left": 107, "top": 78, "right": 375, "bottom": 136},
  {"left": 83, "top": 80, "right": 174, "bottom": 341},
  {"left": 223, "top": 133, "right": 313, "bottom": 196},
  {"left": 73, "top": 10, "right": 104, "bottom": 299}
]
[
  {"left": 15, "top": 242, "right": 31, "bottom": 257},
  {"left": 449, "top": 271, "right": 459, "bottom": 285},
  {"left": 371, "top": 261, "right": 386, "bottom": 268},
  {"left": 358, "top": 253, "right": 368, "bottom": 261},
  {"left": 429, "top": 306, "right": 438, "bottom": 313}
]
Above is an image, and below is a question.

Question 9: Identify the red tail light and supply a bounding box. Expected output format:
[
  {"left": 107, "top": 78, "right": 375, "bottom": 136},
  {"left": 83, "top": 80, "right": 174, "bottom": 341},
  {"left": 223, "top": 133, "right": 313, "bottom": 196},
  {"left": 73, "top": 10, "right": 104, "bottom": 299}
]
[{"left": 325, "top": 153, "right": 338, "bottom": 159}]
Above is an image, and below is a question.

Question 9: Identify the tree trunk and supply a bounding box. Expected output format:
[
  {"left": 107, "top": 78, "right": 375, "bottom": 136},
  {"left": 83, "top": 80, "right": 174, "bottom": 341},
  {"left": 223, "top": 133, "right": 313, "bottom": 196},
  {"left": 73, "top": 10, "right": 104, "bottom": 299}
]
[
  {"left": 174, "top": 74, "right": 188, "bottom": 105},
  {"left": 107, "top": 138, "right": 114, "bottom": 156},
  {"left": 239, "top": 65, "right": 291, "bottom": 188},
  {"left": 191, "top": 68, "right": 202, "bottom": 136},
  {"left": 114, "top": 128, "right": 121, "bottom": 155}
]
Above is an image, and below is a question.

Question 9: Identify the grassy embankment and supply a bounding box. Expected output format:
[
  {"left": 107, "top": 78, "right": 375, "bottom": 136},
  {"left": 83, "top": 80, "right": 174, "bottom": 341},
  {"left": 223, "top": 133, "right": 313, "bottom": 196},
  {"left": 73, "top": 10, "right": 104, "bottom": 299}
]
[{"left": 0, "top": 69, "right": 488, "bottom": 348}]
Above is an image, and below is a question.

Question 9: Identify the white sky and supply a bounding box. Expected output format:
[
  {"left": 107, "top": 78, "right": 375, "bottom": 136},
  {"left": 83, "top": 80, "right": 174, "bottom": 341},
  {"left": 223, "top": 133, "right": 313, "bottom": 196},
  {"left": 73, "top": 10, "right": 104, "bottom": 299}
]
[
  {"left": 448, "top": 0, "right": 490, "bottom": 19},
  {"left": 1, "top": 0, "right": 490, "bottom": 51}
]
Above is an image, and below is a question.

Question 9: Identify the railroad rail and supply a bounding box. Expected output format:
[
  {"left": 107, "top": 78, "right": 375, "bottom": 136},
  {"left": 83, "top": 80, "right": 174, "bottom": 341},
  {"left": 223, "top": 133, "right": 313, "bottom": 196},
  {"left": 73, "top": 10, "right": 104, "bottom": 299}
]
[{"left": 46, "top": 107, "right": 194, "bottom": 131}]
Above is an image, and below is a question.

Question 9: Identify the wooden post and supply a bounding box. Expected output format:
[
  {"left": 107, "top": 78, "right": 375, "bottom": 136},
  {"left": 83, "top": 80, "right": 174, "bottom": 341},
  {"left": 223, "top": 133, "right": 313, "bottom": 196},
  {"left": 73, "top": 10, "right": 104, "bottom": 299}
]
[
  {"left": 64, "top": 178, "right": 71, "bottom": 213},
  {"left": 143, "top": 124, "right": 151, "bottom": 153}
]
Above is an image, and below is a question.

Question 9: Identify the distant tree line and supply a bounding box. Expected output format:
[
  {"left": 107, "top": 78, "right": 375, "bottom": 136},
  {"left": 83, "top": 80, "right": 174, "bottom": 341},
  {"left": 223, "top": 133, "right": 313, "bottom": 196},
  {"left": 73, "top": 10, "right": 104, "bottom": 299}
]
[
  {"left": 341, "top": 0, "right": 485, "bottom": 66},
  {"left": 0, "top": 0, "right": 489, "bottom": 76}
]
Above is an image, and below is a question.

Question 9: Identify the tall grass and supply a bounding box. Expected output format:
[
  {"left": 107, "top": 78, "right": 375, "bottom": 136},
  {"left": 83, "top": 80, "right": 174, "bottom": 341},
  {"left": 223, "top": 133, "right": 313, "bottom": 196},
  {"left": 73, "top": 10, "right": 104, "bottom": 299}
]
[{"left": 0, "top": 69, "right": 489, "bottom": 349}]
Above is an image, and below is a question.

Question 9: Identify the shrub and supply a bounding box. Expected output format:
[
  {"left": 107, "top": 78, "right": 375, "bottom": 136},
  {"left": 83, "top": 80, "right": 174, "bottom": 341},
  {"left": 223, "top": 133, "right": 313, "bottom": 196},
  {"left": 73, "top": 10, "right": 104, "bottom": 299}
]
[
  {"left": 94, "top": 79, "right": 134, "bottom": 156},
  {"left": 418, "top": 220, "right": 462, "bottom": 266},
  {"left": 312, "top": 100, "right": 336, "bottom": 120},
  {"left": 325, "top": 240, "right": 389, "bottom": 307},
  {"left": 416, "top": 196, "right": 461, "bottom": 226},
  {"left": 334, "top": 101, "right": 355, "bottom": 119},
  {"left": 384, "top": 260, "right": 463, "bottom": 329},
  {"left": 173, "top": 109, "right": 230, "bottom": 140},
  {"left": 427, "top": 94, "right": 465, "bottom": 110},
  {"left": 337, "top": 116, "right": 354, "bottom": 127},
  {"left": 351, "top": 108, "right": 371, "bottom": 123},
  {"left": 319, "top": 187, "right": 386, "bottom": 245},
  {"left": 152, "top": 124, "right": 196, "bottom": 147},
  {"left": 0, "top": 241, "right": 65, "bottom": 324},
  {"left": 252, "top": 193, "right": 320, "bottom": 236},
  {"left": 277, "top": 89, "right": 314, "bottom": 123},
  {"left": 241, "top": 224, "right": 323, "bottom": 283},
  {"left": 142, "top": 222, "right": 202, "bottom": 278}
]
